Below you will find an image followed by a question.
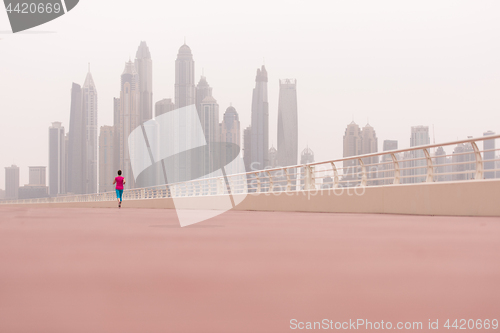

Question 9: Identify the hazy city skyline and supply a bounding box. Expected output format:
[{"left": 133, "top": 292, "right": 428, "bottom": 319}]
[{"left": 1, "top": 0, "right": 500, "bottom": 188}]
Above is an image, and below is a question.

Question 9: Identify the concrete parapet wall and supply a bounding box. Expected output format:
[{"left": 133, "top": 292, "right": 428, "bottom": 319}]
[{"left": 5, "top": 180, "right": 500, "bottom": 217}]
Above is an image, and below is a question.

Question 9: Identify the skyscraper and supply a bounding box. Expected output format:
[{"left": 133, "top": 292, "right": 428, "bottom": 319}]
[
  {"left": 195, "top": 76, "right": 212, "bottom": 116},
  {"left": 66, "top": 68, "right": 98, "bottom": 195},
  {"left": 434, "top": 146, "right": 450, "bottom": 182},
  {"left": 170, "top": 44, "right": 197, "bottom": 184},
  {"left": 360, "top": 124, "right": 378, "bottom": 163},
  {"left": 220, "top": 106, "right": 240, "bottom": 145},
  {"left": 243, "top": 126, "right": 252, "bottom": 172},
  {"left": 383, "top": 140, "right": 398, "bottom": 152},
  {"left": 67, "top": 83, "right": 84, "bottom": 194},
  {"left": 155, "top": 98, "right": 175, "bottom": 118},
  {"left": 113, "top": 97, "right": 121, "bottom": 178},
  {"left": 175, "top": 44, "right": 195, "bottom": 109},
  {"left": 277, "top": 79, "right": 298, "bottom": 168},
  {"left": 360, "top": 124, "right": 378, "bottom": 183},
  {"left": 5, "top": 165, "right": 19, "bottom": 199},
  {"left": 250, "top": 66, "right": 269, "bottom": 170},
  {"left": 20, "top": 167, "right": 48, "bottom": 199},
  {"left": 342, "top": 121, "right": 361, "bottom": 171},
  {"left": 301, "top": 147, "right": 314, "bottom": 164},
  {"left": 99, "top": 126, "right": 114, "bottom": 193},
  {"left": 29, "top": 166, "right": 46, "bottom": 186},
  {"left": 409, "top": 125, "right": 430, "bottom": 183},
  {"left": 135, "top": 41, "right": 153, "bottom": 123},
  {"left": 114, "top": 60, "right": 141, "bottom": 188},
  {"left": 82, "top": 68, "right": 98, "bottom": 194},
  {"left": 381, "top": 140, "right": 398, "bottom": 185},
  {"left": 48, "top": 122, "right": 66, "bottom": 196},
  {"left": 268, "top": 146, "right": 278, "bottom": 168},
  {"left": 483, "top": 131, "right": 496, "bottom": 179},
  {"left": 64, "top": 133, "right": 69, "bottom": 190},
  {"left": 452, "top": 143, "right": 475, "bottom": 181},
  {"left": 199, "top": 95, "right": 219, "bottom": 177},
  {"left": 300, "top": 147, "right": 314, "bottom": 189},
  {"left": 220, "top": 106, "right": 241, "bottom": 175}
]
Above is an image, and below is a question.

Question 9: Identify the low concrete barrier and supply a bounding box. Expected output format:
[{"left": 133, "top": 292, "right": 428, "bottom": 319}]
[{"left": 4, "top": 179, "right": 500, "bottom": 217}]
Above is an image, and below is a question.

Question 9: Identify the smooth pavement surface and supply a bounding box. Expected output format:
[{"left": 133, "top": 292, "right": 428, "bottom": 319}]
[{"left": 0, "top": 206, "right": 499, "bottom": 332}]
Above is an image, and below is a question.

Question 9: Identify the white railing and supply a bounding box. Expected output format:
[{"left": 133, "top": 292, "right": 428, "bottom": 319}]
[{"left": 2, "top": 135, "right": 500, "bottom": 205}]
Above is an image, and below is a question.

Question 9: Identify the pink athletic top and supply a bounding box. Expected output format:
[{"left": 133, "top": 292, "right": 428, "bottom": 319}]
[{"left": 115, "top": 176, "right": 124, "bottom": 190}]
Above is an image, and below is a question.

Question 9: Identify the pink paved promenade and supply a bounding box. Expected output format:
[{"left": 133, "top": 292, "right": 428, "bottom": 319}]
[{"left": 0, "top": 206, "right": 499, "bottom": 333}]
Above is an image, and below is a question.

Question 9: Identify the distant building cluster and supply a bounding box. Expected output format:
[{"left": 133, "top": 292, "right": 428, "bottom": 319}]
[
  {"left": 331, "top": 124, "right": 498, "bottom": 187},
  {"left": 4, "top": 165, "right": 49, "bottom": 200},
  {"left": 2, "top": 41, "right": 304, "bottom": 199},
  {"left": 1, "top": 41, "right": 498, "bottom": 199}
]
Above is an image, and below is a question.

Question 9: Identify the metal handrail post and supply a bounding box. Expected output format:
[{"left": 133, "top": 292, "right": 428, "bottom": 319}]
[
  {"left": 266, "top": 170, "right": 274, "bottom": 193},
  {"left": 471, "top": 141, "right": 484, "bottom": 180},
  {"left": 358, "top": 159, "right": 367, "bottom": 187},
  {"left": 330, "top": 162, "right": 339, "bottom": 188},
  {"left": 423, "top": 148, "right": 434, "bottom": 183},
  {"left": 390, "top": 153, "right": 400, "bottom": 184}
]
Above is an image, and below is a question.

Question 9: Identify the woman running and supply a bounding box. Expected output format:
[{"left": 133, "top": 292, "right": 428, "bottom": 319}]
[{"left": 113, "top": 170, "right": 126, "bottom": 208}]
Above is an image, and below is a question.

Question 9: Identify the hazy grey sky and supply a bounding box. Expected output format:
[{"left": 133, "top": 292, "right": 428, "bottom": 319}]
[{"left": 1, "top": 0, "right": 499, "bottom": 189}]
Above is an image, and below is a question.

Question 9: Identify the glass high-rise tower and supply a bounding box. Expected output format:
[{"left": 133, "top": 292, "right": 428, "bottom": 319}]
[
  {"left": 67, "top": 83, "right": 84, "bottom": 194},
  {"left": 250, "top": 66, "right": 269, "bottom": 171},
  {"left": 82, "top": 68, "right": 98, "bottom": 194},
  {"left": 135, "top": 41, "right": 153, "bottom": 123},
  {"left": 175, "top": 44, "right": 195, "bottom": 109},
  {"left": 49, "top": 122, "right": 65, "bottom": 196},
  {"left": 114, "top": 60, "right": 140, "bottom": 188},
  {"left": 277, "top": 79, "right": 298, "bottom": 168}
]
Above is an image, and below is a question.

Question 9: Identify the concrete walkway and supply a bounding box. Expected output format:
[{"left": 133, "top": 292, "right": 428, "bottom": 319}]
[{"left": 0, "top": 207, "right": 499, "bottom": 332}]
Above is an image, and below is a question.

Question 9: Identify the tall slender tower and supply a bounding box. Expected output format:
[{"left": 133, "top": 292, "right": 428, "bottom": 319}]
[
  {"left": 220, "top": 106, "right": 241, "bottom": 175},
  {"left": 99, "top": 125, "right": 114, "bottom": 193},
  {"left": 250, "top": 66, "right": 269, "bottom": 170},
  {"left": 67, "top": 83, "right": 84, "bottom": 194},
  {"left": 175, "top": 44, "right": 195, "bottom": 109},
  {"left": 343, "top": 121, "right": 362, "bottom": 171},
  {"left": 112, "top": 97, "right": 121, "bottom": 181},
  {"left": 381, "top": 140, "right": 398, "bottom": 185},
  {"left": 195, "top": 75, "right": 212, "bottom": 115},
  {"left": 82, "top": 68, "right": 98, "bottom": 194},
  {"left": 360, "top": 123, "right": 378, "bottom": 184},
  {"left": 409, "top": 125, "right": 430, "bottom": 183},
  {"left": 360, "top": 124, "right": 378, "bottom": 165},
  {"left": 199, "top": 95, "right": 219, "bottom": 176},
  {"left": 114, "top": 60, "right": 140, "bottom": 188},
  {"left": 220, "top": 106, "right": 240, "bottom": 145},
  {"left": 48, "top": 122, "right": 66, "bottom": 196},
  {"left": 434, "top": 146, "right": 449, "bottom": 182},
  {"left": 243, "top": 126, "right": 252, "bottom": 172},
  {"left": 277, "top": 79, "right": 298, "bottom": 168},
  {"left": 135, "top": 41, "right": 153, "bottom": 123},
  {"left": 300, "top": 147, "right": 314, "bottom": 189}
]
